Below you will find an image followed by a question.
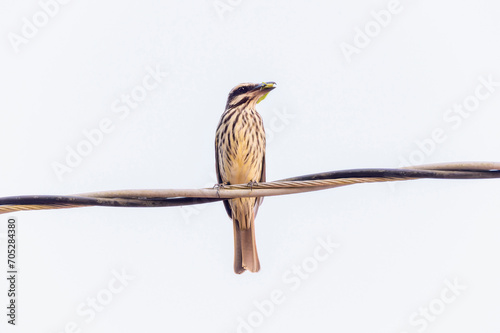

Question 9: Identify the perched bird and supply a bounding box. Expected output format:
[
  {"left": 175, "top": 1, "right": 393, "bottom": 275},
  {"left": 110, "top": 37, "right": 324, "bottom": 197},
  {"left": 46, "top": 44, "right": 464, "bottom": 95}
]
[{"left": 215, "top": 82, "right": 276, "bottom": 273}]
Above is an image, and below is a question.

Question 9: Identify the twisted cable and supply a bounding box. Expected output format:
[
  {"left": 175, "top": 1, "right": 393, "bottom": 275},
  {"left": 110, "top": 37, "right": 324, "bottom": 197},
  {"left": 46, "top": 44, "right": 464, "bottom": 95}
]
[{"left": 1, "top": 162, "right": 499, "bottom": 215}]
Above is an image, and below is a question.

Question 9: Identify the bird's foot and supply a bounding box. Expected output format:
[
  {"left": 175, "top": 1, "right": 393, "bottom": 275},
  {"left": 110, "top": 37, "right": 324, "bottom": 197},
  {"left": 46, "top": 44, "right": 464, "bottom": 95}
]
[
  {"left": 246, "top": 180, "right": 259, "bottom": 191},
  {"left": 213, "top": 183, "right": 227, "bottom": 198}
]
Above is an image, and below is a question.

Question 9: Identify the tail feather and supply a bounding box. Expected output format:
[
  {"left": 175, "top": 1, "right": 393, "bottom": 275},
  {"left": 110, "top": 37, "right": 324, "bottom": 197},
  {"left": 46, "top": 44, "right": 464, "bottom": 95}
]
[
  {"left": 233, "top": 219, "right": 260, "bottom": 273},
  {"left": 233, "top": 221, "right": 244, "bottom": 274}
]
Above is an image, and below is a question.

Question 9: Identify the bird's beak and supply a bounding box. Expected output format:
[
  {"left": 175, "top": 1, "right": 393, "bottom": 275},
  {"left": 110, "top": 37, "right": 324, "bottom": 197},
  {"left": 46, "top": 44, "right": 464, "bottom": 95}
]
[
  {"left": 255, "top": 82, "right": 277, "bottom": 91},
  {"left": 255, "top": 82, "right": 276, "bottom": 104}
]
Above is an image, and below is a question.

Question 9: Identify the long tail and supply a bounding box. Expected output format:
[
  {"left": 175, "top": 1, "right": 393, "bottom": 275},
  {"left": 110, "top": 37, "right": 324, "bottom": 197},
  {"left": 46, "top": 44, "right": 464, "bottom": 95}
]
[{"left": 233, "top": 217, "right": 260, "bottom": 274}]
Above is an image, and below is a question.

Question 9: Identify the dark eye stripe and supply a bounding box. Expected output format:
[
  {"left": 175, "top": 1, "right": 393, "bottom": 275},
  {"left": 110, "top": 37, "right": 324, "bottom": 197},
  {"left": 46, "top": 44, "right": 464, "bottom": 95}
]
[{"left": 228, "top": 85, "right": 253, "bottom": 100}]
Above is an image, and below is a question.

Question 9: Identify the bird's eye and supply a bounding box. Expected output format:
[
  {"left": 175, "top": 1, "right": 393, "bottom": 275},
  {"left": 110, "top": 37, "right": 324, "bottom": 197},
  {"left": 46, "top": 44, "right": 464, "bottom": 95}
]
[{"left": 237, "top": 86, "right": 249, "bottom": 94}]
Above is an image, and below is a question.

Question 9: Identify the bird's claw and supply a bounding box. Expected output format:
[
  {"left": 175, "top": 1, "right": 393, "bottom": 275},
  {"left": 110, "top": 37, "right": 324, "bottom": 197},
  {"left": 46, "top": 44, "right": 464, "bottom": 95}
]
[
  {"left": 213, "top": 183, "right": 227, "bottom": 198},
  {"left": 247, "top": 181, "right": 258, "bottom": 190}
]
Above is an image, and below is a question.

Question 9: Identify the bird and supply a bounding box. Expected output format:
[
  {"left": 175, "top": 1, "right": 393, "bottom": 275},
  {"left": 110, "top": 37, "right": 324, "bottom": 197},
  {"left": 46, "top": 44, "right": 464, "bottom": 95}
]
[{"left": 215, "top": 82, "right": 276, "bottom": 273}]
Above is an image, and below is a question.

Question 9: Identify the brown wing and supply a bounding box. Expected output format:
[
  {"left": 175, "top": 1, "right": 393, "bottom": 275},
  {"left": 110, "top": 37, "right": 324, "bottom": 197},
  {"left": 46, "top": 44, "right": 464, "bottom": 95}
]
[
  {"left": 254, "top": 154, "right": 266, "bottom": 216},
  {"left": 215, "top": 135, "right": 233, "bottom": 219},
  {"left": 260, "top": 154, "right": 266, "bottom": 183}
]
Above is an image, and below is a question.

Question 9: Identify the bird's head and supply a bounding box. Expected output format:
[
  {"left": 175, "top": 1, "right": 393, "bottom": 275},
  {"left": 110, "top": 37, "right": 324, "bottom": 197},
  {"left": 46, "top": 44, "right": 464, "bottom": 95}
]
[{"left": 225, "top": 82, "right": 277, "bottom": 109}]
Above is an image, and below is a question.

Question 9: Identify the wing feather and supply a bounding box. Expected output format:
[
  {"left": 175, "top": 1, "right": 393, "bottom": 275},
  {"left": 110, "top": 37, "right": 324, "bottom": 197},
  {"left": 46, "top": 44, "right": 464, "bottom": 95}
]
[{"left": 215, "top": 131, "right": 233, "bottom": 219}]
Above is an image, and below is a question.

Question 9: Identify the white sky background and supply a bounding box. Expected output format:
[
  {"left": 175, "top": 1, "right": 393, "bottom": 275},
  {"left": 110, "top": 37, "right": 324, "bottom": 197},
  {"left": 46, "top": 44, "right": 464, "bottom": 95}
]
[{"left": 1, "top": 0, "right": 500, "bottom": 332}]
